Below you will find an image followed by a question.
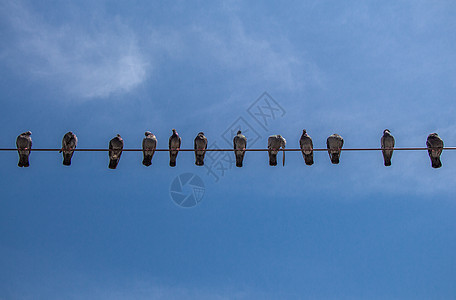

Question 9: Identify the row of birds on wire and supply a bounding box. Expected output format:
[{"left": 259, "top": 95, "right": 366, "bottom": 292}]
[{"left": 13, "top": 129, "right": 445, "bottom": 169}]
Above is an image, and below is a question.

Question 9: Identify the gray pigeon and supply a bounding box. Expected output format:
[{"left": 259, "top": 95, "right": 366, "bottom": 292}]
[
  {"left": 60, "top": 131, "right": 78, "bottom": 166},
  {"left": 426, "top": 133, "right": 444, "bottom": 168},
  {"left": 381, "top": 129, "right": 395, "bottom": 166},
  {"left": 168, "top": 129, "right": 181, "bottom": 167},
  {"left": 299, "top": 129, "right": 313, "bottom": 165},
  {"left": 194, "top": 132, "right": 208, "bottom": 166},
  {"left": 327, "top": 134, "right": 344, "bottom": 164},
  {"left": 142, "top": 131, "right": 157, "bottom": 166},
  {"left": 268, "top": 135, "right": 286, "bottom": 166},
  {"left": 233, "top": 130, "right": 247, "bottom": 167},
  {"left": 109, "top": 134, "right": 124, "bottom": 169},
  {"left": 16, "top": 131, "right": 32, "bottom": 167}
]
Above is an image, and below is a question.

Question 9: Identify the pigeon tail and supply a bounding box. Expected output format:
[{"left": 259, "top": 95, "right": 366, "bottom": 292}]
[
  {"left": 431, "top": 156, "right": 442, "bottom": 168},
  {"left": 63, "top": 154, "right": 72, "bottom": 166},
  {"left": 382, "top": 151, "right": 393, "bottom": 167},
  {"left": 330, "top": 154, "right": 340, "bottom": 164},
  {"left": 169, "top": 152, "right": 178, "bottom": 167},
  {"left": 142, "top": 155, "right": 152, "bottom": 166},
  {"left": 109, "top": 159, "right": 119, "bottom": 169},
  {"left": 269, "top": 154, "right": 277, "bottom": 166},
  {"left": 195, "top": 155, "right": 205, "bottom": 166},
  {"left": 18, "top": 154, "right": 29, "bottom": 167},
  {"left": 235, "top": 153, "right": 245, "bottom": 167},
  {"left": 304, "top": 154, "right": 314, "bottom": 166}
]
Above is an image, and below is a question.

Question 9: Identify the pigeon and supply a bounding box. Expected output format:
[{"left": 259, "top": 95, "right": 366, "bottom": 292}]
[
  {"left": 381, "top": 129, "right": 395, "bottom": 166},
  {"left": 16, "top": 131, "right": 32, "bottom": 167},
  {"left": 233, "top": 130, "right": 247, "bottom": 167},
  {"left": 60, "top": 131, "right": 78, "bottom": 166},
  {"left": 108, "top": 134, "right": 124, "bottom": 169},
  {"left": 169, "top": 129, "right": 181, "bottom": 167},
  {"left": 194, "top": 132, "right": 208, "bottom": 166},
  {"left": 426, "top": 133, "right": 444, "bottom": 168},
  {"left": 142, "top": 131, "right": 157, "bottom": 166},
  {"left": 268, "top": 135, "right": 286, "bottom": 166},
  {"left": 327, "top": 134, "right": 344, "bottom": 164},
  {"left": 299, "top": 129, "right": 313, "bottom": 165}
]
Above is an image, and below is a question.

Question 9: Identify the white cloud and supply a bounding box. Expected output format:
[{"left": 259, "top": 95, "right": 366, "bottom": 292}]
[
  {"left": 1, "top": 1, "right": 322, "bottom": 102},
  {"left": 191, "top": 18, "right": 322, "bottom": 91},
  {"left": 2, "top": 1, "right": 149, "bottom": 99}
]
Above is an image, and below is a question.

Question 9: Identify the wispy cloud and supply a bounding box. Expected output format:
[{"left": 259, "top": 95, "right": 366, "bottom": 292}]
[
  {"left": 1, "top": 1, "right": 149, "bottom": 99},
  {"left": 1, "top": 1, "right": 322, "bottom": 102},
  {"left": 192, "top": 19, "right": 319, "bottom": 91}
]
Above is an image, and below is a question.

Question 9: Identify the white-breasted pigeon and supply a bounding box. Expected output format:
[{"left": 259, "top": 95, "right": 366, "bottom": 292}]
[
  {"left": 169, "top": 129, "right": 181, "bottom": 167},
  {"left": 426, "top": 133, "right": 444, "bottom": 168},
  {"left": 327, "top": 134, "right": 344, "bottom": 164},
  {"left": 300, "top": 129, "right": 313, "bottom": 166},
  {"left": 142, "top": 131, "right": 157, "bottom": 166},
  {"left": 60, "top": 131, "right": 78, "bottom": 166},
  {"left": 268, "top": 135, "right": 286, "bottom": 166},
  {"left": 233, "top": 130, "right": 247, "bottom": 167},
  {"left": 381, "top": 129, "right": 395, "bottom": 166},
  {"left": 194, "top": 132, "right": 208, "bottom": 166}
]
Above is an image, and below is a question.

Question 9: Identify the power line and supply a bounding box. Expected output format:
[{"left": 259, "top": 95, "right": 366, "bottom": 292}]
[{"left": 1, "top": 147, "right": 455, "bottom": 152}]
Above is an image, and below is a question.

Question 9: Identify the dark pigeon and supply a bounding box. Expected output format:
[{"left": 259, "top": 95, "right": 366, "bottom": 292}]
[
  {"left": 16, "top": 131, "right": 32, "bottom": 167},
  {"left": 60, "top": 131, "right": 78, "bottom": 166},
  {"left": 381, "top": 129, "right": 395, "bottom": 166},
  {"left": 109, "top": 134, "right": 124, "bottom": 169},
  {"left": 426, "top": 133, "right": 444, "bottom": 168},
  {"left": 268, "top": 135, "right": 286, "bottom": 166},
  {"left": 194, "top": 132, "right": 208, "bottom": 166},
  {"left": 233, "top": 130, "right": 247, "bottom": 167},
  {"left": 327, "top": 134, "right": 344, "bottom": 164},
  {"left": 168, "top": 129, "right": 181, "bottom": 167},
  {"left": 142, "top": 131, "right": 157, "bottom": 166},
  {"left": 299, "top": 129, "right": 313, "bottom": 165}
]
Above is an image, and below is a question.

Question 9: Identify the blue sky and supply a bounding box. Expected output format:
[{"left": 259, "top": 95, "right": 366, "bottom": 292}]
[{"left": 1, "top": 0, "right": 456, "bottom": 299}]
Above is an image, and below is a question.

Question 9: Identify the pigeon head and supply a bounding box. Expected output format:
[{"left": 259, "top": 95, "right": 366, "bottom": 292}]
[
  {"left": 198, "top": 132, "right": 204, "bottom": 136},
  {"left": 302, "top": 129, "right": 307, "bottom": 134},
  {"left": 145, "top": 131, "right": 152, "bottom": 136},
  {"left": 25, "top": 131, "right": 32, "bottom": 136},
  {"left": 237, "top": 130, "right": 242, "bottom": 135},
  {"left": 383, "top": 129, "right": 390, "bottom": 134},
  {"left": 116, "top": 134, "right": 121, "bottom": 138}
]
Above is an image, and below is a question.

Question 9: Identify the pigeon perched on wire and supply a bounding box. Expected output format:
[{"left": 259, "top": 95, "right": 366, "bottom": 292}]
[
  {"left": 268, "top": 135, "right": 286, "bottom": 166},
  {"left": 233, "top": 130, "right": 247, "bottom": 167},
  {"left": 168, "top": 129, "right": 181, "bottom": 167},
  {"left": 381, "top": 129, "right": 395, "bottom": 166},
  {"left": 327, "top": 134, "right": 344, "bottom": 164},
  {"left": 16, "top": 131, "right": 32, "bottom": 167},
  {"left": 299, "top": 129, "right": 313, "bottom": 165},
  {"left": 426, "top": 133, "right": 444, "bottom": 168},
  {"left": 60, "top": 131, "right": 78, "bottom": 166},
  {"left": 108, "top": 134, "right": 124, "bottom": 169},
  {"left": 142, "top": 131, "right": 157, "bottom": 166},
  {"left": 194, "top": 132, "right": 208, "bottom": 166}
]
